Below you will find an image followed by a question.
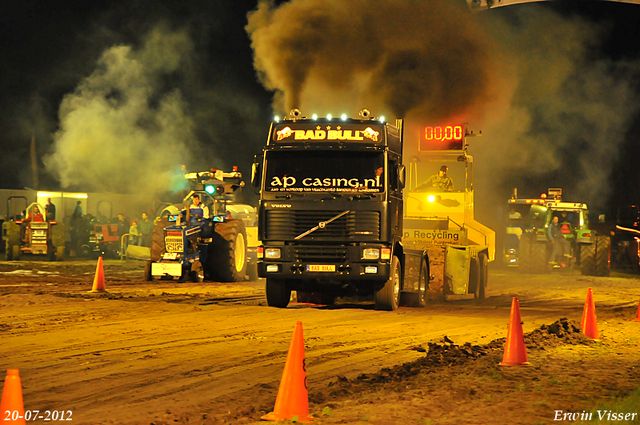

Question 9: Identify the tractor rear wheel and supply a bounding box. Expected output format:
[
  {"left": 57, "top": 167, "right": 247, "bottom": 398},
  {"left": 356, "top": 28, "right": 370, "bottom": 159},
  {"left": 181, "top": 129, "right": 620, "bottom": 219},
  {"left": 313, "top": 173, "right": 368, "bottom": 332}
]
[
  {"left": 209, "top": 220, "right": 247, "bottom": 282},
  {"left": 518, "top": 232, "right": 534, "bottom": 273},
  {"left": 144, "top": 261, "right": 154, "bottom": 281},
  {"left": 594, "top": 236, "right": 611, "bottom": 276},
  {"left": 580, "top": 242, "right": 596, "bottom": 276},
  {"left": 190, "top": 261, "right": 205, "bottom": 282}
]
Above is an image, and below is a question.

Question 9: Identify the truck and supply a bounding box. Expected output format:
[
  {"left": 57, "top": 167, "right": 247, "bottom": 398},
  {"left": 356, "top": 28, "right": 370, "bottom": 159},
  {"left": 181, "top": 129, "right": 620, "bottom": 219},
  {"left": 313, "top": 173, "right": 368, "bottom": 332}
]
[
  {"left": 145, "top": 168, "right": 249, "bottom": 282},
  {"left": 251, "top": 109, "right": 494, "bottom": 310},
  {"left": 516, "top": 188, "right": 611, "bottom": 276}
]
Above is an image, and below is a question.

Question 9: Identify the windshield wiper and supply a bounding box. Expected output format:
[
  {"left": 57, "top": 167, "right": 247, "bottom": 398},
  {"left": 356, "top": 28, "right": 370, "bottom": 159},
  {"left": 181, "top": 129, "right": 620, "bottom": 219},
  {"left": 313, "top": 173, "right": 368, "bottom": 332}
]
[{"left": 294, "top": 210, "right": 351, "bottom": 240}]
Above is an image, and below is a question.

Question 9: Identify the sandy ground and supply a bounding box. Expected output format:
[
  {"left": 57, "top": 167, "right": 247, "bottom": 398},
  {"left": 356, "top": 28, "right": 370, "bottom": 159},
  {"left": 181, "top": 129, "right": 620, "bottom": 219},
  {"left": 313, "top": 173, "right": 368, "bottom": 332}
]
[{"left": 1, "top": 259, "right": 640, "bottom": 424}]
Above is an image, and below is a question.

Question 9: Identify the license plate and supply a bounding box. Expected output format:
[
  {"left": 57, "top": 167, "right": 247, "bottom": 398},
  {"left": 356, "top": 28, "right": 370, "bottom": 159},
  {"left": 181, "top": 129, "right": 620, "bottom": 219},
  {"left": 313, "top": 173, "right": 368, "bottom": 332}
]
[{"left": 306, "top": 264, "right": 336, "bottom": 272}]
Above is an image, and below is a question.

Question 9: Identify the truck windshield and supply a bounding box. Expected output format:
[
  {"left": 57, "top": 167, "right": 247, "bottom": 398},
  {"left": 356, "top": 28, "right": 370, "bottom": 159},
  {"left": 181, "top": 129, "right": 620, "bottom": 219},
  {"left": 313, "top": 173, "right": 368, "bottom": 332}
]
[{"left": 264, "top": 151, "right": 385, "bottom": 193}]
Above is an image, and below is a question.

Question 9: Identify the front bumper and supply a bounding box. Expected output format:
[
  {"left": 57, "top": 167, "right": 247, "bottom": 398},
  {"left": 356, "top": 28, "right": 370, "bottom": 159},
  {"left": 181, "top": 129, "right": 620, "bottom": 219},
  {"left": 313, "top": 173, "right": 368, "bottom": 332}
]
[{"left": 258, "top": 243, "right": 391, "bottom": 282}]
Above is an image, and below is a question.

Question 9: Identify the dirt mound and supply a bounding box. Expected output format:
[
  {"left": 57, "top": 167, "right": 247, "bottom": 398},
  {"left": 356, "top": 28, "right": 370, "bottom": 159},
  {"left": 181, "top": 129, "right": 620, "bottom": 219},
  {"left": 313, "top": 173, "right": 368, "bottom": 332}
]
[{"left": 314, "top": 318, "right": 595, "bottom": 402}]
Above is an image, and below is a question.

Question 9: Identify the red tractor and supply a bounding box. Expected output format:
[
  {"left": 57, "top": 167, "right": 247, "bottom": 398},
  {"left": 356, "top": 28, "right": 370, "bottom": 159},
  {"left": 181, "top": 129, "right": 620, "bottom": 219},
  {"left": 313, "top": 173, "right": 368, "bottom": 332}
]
[{"left": 2, "top": 202, "right": 65, "bottom": 261}]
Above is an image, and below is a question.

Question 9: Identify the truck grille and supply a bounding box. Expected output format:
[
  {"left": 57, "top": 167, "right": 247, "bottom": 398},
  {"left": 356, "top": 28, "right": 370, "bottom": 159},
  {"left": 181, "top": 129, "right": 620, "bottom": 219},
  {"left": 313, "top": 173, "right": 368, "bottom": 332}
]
[
  {"left": 265, "top": 210, "right": 380, "bottom": 241},
  {"left": 165, "top": 236, "right": 184, "bottom": 253},
  {"left": 294, "top": 246, "right": 348, "bottom": 263}
]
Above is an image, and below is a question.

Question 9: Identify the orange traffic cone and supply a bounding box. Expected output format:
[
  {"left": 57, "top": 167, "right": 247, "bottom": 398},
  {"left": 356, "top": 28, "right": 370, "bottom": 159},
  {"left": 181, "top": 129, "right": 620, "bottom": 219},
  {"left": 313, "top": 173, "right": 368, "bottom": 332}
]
[
  {"left": 581, "top": 288, "right": 600, "bottom": 341},
  {"left": 499, "top": 297, "right": 531, "bottom": 367},
  {"left": 633, "top": 298, "right": 640, "bottom": 322},
  {"left": 89, "top": 257, "right": 106, "bottom": 293},
  {"left": 0, "top": 369, "right": 26, "bottom": 425},
  {"left": 262, "top": 321, "right": 313, "bottom": 423}
]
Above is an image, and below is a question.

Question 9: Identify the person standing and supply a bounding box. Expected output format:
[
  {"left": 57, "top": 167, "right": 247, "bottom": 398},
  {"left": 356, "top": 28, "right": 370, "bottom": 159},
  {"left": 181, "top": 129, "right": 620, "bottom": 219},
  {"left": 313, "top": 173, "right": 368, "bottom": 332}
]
[
  {"left": 547, "top": 216, "right": 571, "bottom": 264},
  {"left": 138, "top": 212, "right": 153, "bottom": 247},
  {"left": 45, "top": 198, "right": 56, "bottom": 221}
]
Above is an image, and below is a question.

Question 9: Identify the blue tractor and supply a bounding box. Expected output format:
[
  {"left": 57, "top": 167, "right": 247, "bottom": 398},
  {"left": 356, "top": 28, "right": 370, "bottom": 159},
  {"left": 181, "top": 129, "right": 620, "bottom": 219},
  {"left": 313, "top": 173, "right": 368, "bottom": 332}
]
[{"left": 144, "top": 169, "right": 248, "bottom": 282}]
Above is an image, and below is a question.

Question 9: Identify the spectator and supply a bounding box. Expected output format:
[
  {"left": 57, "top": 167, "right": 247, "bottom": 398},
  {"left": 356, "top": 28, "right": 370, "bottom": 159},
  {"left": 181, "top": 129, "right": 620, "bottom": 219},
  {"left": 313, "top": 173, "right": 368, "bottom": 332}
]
[
  {"left": 116, "top": 213, "right": 128, "bottom": 254},
  {"left": 45, "top": 198, "right": 56, "bottom": 221},
  {"left": 74, "top": 200, "right": 83, "bottom": 218},
  {"left": 138, "top": 212, "right": 153, "bottom": 247},
  {"left": 547, "top": 216, "right": 571, "bottom": 264},
  {"left": 129, "top": 220, "right": 140, "bottom": 246}
]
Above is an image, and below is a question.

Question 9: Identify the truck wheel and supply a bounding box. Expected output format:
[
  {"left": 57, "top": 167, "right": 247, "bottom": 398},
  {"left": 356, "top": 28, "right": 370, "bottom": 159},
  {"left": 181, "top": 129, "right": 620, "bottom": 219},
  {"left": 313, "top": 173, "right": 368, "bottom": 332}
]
[
  {"left": 476, "top": 252, "right": 488, "bottom": 300},
  {"left": 580, "top": 242, "right": 596, "bottom": 276},
  {"left": 416, "top": 257, "right": 428, "bottom": 307},
  {"left": 469, "top": 256, "right": 480, "bottom": 297},
  {"left": 209, "top": 220, "right": 247, "bottom": 282},
  {"left": 594, "top": 236, "right": 611, "bottom": 277},
  {"left": 266, "top": 278, "right": 291, "bottom": 308},
  {"left": 190, "top": 261, "right": 204, "bottom": 282},
  {"left": 374, "top": 256, "right": 401, "bottom": 311},
  {"left": 144, "top": 260, "right": 154, "bottom": 281}
]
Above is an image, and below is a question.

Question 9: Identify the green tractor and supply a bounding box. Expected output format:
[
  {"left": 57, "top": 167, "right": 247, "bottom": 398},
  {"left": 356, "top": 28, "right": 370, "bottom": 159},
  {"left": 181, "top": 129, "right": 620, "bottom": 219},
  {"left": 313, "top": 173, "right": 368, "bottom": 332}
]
[{"left": 518, "top": 190, "right": 610, "bottom": 276}]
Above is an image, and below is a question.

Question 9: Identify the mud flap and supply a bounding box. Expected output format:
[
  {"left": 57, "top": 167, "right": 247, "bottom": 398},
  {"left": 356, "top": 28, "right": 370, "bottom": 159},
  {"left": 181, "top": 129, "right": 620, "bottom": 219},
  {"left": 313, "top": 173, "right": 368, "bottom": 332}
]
[{"left": 444, "top": 246, "right": 471, "bottom": 295}]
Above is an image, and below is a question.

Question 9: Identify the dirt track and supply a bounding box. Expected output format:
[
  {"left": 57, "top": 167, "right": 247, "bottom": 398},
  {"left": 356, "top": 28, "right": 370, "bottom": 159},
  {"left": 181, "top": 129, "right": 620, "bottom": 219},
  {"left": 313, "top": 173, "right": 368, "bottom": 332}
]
[{"left": 1, "top": 259, "right": 640, "bottom": 424}]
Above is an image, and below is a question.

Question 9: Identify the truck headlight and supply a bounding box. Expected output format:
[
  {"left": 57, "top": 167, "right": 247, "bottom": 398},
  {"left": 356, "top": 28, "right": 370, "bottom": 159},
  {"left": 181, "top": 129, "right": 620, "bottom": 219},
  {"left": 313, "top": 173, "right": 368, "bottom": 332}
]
[
  {"left": 265, "top": 248, "right": 282, "bottom": 259},
  {"left": 362, "top": 248, "right": 380, "bottom": 260}
]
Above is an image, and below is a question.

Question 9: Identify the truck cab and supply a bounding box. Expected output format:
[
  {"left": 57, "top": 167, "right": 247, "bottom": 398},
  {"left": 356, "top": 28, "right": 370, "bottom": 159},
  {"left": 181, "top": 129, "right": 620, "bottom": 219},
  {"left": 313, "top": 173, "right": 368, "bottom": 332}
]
[{"left": 253, "top": 109, "right": 409, "bottom": 310}]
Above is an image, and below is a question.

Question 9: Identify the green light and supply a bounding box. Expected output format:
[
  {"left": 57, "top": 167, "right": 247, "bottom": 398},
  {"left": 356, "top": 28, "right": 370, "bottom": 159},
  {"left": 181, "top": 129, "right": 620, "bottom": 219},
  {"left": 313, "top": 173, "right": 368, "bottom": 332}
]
[{"left": 205, "top": 185, "right": 215, "bottom": 194}]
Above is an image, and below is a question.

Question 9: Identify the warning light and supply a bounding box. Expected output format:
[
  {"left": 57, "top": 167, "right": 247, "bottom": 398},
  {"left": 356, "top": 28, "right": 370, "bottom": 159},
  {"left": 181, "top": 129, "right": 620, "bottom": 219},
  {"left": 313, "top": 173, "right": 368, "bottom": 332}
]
[
  {"left": 205, "top": 185, "right": 216, "bottom": 194},
  {"left": 420, "top": 125, "right": 464, "bottom": 151},
  {"left": 541, "top": 193, "right": 547, "bottom": 199}
]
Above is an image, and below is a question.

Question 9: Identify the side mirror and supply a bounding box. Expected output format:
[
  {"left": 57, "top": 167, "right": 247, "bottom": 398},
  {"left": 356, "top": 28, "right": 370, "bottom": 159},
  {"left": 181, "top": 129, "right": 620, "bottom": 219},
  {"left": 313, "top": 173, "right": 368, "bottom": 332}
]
[
  {"left": 251, "top": 154, "right": 263, "bottom": 194},
  {"left": 397, "top": 164, "right": 406, "bottom": 190}
]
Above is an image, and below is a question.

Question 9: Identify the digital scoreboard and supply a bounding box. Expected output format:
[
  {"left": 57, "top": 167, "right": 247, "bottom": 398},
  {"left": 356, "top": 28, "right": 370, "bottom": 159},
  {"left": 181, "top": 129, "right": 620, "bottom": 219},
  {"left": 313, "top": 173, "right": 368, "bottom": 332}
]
[{"left": 419, "top": 125, "right": 465, "bottom": 151}]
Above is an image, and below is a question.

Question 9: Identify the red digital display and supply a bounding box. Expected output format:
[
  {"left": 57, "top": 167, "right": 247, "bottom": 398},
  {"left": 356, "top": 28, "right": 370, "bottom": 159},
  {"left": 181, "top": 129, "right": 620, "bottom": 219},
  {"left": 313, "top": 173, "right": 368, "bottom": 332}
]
[
  {"left": 420, "top": 125, "right": 465, "bottom": 151},
  {"left": 424, "top": 125, "right": 464, "bottom": 141}
]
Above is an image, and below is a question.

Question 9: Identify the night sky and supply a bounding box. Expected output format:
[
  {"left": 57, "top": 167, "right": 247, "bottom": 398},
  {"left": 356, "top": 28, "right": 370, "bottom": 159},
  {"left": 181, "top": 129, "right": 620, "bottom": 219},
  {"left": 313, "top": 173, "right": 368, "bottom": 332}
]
[{"left": 0, "top": 0, "right": 639, "bottom": 220}]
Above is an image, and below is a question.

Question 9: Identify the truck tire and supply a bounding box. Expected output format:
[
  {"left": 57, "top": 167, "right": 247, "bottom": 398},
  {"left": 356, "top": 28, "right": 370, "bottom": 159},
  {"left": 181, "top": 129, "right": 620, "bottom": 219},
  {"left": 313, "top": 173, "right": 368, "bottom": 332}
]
[
  {"left": 469, "top": 256, "right": 480, "bottom": 297},
  {"left": 55, "top": 245, "right": 65, "bottom": 261},
  {"left": 374, "top": 256, "right": 401, "bottom": 311},
  {"left": 266, "top": 278, "right": 291, "bottom": 308},
  {"left": 476, "top": 252, "right": 488, "bottom": 300},
  {"left": 580, "top": 242, "right": 596, "bottom": 276},
  {"left": 416, "top": 257, "right": 428, "bottom": 307},
  {"left": 594, "top": 236, "right": 611, "bottom": 277},
  {"left": 209, "top": 220, "right": 247, "bottom": 282}
]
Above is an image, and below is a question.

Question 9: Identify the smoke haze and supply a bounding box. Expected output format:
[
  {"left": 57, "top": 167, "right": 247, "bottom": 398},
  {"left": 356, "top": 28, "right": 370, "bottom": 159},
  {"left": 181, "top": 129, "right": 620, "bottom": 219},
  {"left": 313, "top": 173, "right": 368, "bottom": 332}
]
[
  {"left": 44, "top": 26, "right": 195, "bottom": 194},
  {"left": 247, "top": 0, "right": 640, "bottom": 217}
]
